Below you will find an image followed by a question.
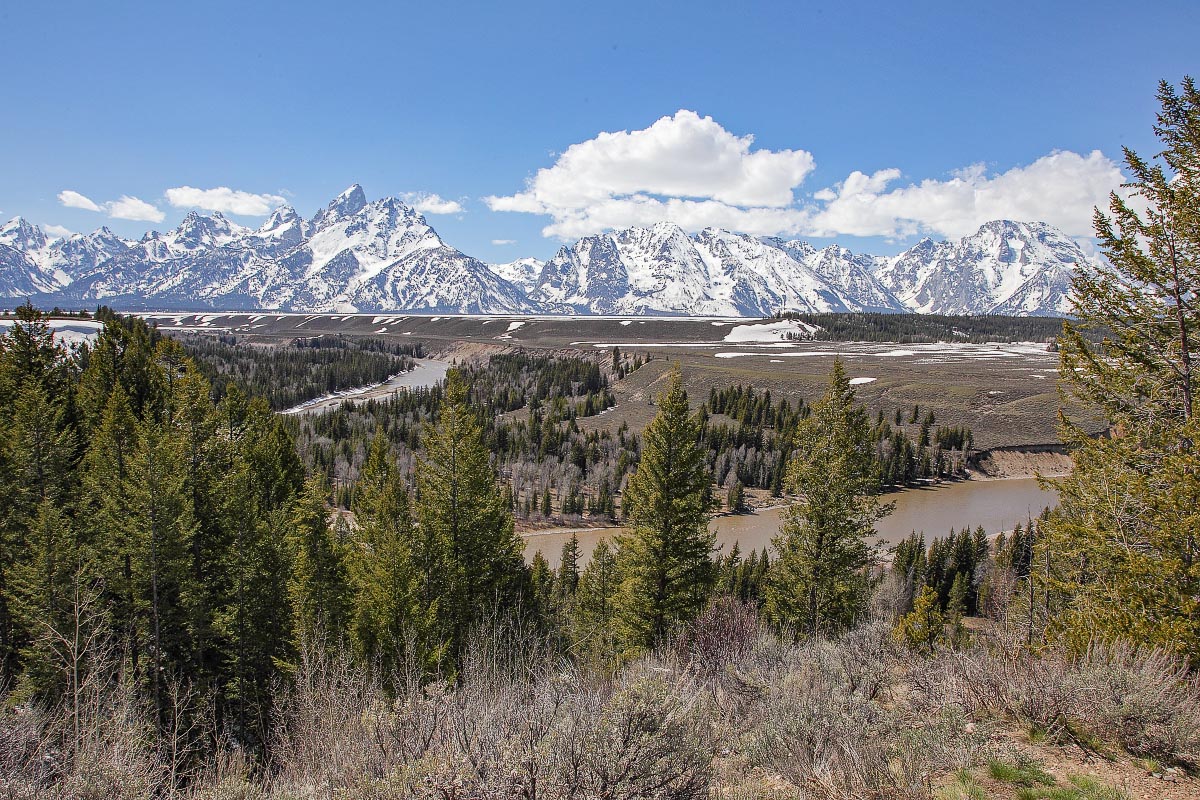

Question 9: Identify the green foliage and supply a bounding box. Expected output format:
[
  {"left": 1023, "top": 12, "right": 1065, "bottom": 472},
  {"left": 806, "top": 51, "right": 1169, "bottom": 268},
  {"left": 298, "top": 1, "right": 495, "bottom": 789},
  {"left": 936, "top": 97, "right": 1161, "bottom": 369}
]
[
  {"left": 614, "top": 368, "right": 715, "bottom": 650},
  {"left": 988, "top": 758, "right": 1056, "bottom": 788},
  {"left": 1011, "top": 774, "right": 1129, "bottom": 800},
  {"left": 705, "top": 382, "right": 972, "bottom": 495},
  {"left": 574, "top": 539, "right": 619, "bottom": 661},
  {"left": 175, "top": 332, "right": 421, "bottom": 411},
  {"left": 893, "top": 584, "right": 945, "bottom": 653},
  {"left": 1045, "top": 78, "right": 1200, "bottom": 662},
  {"left": 414, "top": 371, "right": 527, "bottom": 661},
  {"left": 288, "top": 479, "right": 351, "bottom": 644},
  {"left": 766, "top": 359, "right": 887, "bottom": 635}
]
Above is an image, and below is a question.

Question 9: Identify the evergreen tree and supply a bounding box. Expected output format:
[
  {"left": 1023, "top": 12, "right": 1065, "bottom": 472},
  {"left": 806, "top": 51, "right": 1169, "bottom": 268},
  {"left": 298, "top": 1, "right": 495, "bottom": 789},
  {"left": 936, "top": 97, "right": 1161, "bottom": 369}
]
[
  {"left": 893, "top": 584, "right": 944, "bottom": 653},
  {"left": 614, "top": 368, "right": 715, "bottom": 650},
  {"left": 726, "top": 479, "right": 745, "bottom": 513},
  {"left": 557, "top": 532, "right": 581, "bottom": 598},
  {"left": 350, "top": 431, "right": 434, "bottom": 679},
  {"left": 289, "top": 479, "right": 352, "bottom": 644},
  {"left": 575, "top": 539, "right": 619, "bottom": 660},
  {"left": 415, "top": 371, "right": 526, "bottom": 659},
  {"left": 9, "top": 500, "right": 86, "bottom": 702},
  {"left": 766, "top": 359, "right": 888, "bottom": 635},
  {"left": 1045, "top": 78, "right": 1200, "bottom": 661},
  {"left": 125, "top": 419, "right": 196, "bottom": 723}
]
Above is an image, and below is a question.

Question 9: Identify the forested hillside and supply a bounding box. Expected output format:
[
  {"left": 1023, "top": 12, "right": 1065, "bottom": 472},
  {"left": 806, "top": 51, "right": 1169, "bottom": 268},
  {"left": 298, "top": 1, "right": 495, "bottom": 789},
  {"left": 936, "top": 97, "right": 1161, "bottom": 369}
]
[
  {"left": 1, "top": 79, "right": 1198, "bottom": 800},
  {"left": 775, "top": 311, "right": 1082, "bottom": 343},
  {"left": 170, "top": 330, "right": 423, "bottom": 411}
]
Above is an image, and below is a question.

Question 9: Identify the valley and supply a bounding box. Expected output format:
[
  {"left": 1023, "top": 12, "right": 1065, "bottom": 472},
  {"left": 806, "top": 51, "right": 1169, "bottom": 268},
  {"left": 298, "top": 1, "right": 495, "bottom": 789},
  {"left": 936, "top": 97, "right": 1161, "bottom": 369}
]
[{"left": 142, "top": 310, "right": 1083, "bottom": 451}]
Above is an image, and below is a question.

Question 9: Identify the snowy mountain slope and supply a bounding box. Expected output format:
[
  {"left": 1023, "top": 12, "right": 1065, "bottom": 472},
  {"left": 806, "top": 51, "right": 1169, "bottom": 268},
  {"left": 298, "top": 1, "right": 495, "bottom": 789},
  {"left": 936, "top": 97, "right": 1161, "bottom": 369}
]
[
  {"left": 873, "top": 220, "right": 1086, "bottom": 316},
  {"left": 45, "top": 186, "right": 536, "bottom": 313},
  {"left": 488, "top": 257, "right": 545, "bottom": 294},
  {"left": 6, "top": 192, "right": 1087, "bottom": 316},
  {"left": 531, "top": 223, "right": 907, "bottom": 316}
]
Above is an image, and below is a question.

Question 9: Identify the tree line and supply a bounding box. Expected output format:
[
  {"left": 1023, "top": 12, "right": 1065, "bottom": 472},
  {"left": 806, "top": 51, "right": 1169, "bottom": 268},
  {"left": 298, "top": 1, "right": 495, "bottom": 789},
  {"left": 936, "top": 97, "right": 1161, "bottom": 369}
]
[{"left": 169, "top": 327, "right": 423, "bottom": 411}]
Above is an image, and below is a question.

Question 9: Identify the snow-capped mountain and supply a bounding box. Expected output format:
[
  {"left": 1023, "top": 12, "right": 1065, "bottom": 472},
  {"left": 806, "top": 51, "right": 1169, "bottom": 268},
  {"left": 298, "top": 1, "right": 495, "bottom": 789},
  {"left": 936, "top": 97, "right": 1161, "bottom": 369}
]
[
  {"left": 42, "top": 185, "right": 537, "bottom": 313},
  {"left": 531, "top": 223, "right": 904, "bottom": 316},
  {"left": 874, "top": 220, "right": 1084, "bottom": 316},
  {"left": 2, "top": 187, "right": 1087, "bottom": 316},
  {"left": 0, "top": 218, "right": 131, "bottom": 295},
  {"left": 488, "top": 257, "right": 545, "bottom": 294}
]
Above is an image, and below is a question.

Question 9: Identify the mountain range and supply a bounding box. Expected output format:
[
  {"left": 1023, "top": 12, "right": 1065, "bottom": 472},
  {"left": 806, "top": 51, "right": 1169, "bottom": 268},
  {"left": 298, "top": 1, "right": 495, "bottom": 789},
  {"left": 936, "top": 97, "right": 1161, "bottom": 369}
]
[{"left": 1, "top": 185, "right": 1090, "bottom": 316}]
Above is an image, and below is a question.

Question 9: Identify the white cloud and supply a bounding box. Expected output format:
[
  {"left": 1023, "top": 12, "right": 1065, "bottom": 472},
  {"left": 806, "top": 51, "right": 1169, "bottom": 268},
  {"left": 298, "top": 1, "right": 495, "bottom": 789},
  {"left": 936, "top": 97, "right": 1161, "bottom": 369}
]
[
  {"left": 43, "top": 224, "right": 74, "bottom": 239},
  {"left": 58, "top": 188, "right": 165, "bottom": 223},
  {"left": 486, "top": 111, "right": 1126, "bottom": 242},
  {"left": 165, "top": 186, "right": 286, "bottom": 216},
  {"left": 485, "top": 110, "right": 817, "bottom": 238},
  {"left": 58, "top": 190, "right": 102, "bottom": 212},
  {"left": 492, "top": 238, "right": 517, "bottom": 246},
  {"left": 807, "top": 150, "right": 1125, "bottom": 239},
  {"left": 107, "top": 195, "right": 165, "bottom": 223},
  {"left": 401, "top": 192, "right": 465, "bottom": 215}
]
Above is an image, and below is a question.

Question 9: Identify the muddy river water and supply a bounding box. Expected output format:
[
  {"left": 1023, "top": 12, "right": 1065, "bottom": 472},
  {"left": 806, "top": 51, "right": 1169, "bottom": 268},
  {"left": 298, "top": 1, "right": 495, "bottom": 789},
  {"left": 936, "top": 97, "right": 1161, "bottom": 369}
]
[{"left": 523, "top": 476, "right": 1059, "bottom": 567}]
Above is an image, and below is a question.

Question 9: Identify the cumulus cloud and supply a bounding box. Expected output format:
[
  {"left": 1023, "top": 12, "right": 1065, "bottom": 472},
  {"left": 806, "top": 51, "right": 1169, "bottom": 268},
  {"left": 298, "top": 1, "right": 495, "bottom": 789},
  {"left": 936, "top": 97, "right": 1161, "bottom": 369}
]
[
  {"left": 486, "top": 111, "right": 1126, "bottom": 241},
  {"left": 401, "top": 192, "right": 465, "bottom": 215},
  {"left": 485, "top": 110, "right": 817, "bottom": 238},
  {"left": 58, "top": 190, "right": 102, "bottom": 212},
  {"left": 808, "top": 150, "right": 1125, "bottom": 239},
  {"left": 107, "top": 196, "right": 166, "bottom": 223},
  {"left": 43, "top": 224, "right": 74, "bottom": 239},
  {"left": 58, "top": 188, "right": 165, "bottom": 223},
  {"left": 165, "top": 186, "right": 286, "bottom": 216},
  {"left": 492, "top": 238, "right": 517, "bottom": 245}
]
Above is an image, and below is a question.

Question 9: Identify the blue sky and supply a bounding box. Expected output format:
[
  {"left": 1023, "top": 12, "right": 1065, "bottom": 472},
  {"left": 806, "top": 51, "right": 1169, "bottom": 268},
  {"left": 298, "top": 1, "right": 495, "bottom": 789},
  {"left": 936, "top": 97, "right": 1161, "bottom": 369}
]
[{"left": 1, "top": 0, "right": 1196, "bottom": 261}]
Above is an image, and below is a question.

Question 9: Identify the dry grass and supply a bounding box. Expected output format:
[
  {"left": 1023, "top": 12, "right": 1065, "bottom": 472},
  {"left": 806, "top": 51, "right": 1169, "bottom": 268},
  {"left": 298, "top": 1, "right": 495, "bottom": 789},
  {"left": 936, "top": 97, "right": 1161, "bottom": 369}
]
[{"left": 2, "top": 602, "right": 1198, "bottom": 799}]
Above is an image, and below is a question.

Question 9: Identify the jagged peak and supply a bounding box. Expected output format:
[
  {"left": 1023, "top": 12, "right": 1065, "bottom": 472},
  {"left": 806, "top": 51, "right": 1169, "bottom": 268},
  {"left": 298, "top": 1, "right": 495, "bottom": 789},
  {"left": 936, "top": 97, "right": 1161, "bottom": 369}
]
[{"left": 311, "top": 184, "right": 369, "bottom": 229}]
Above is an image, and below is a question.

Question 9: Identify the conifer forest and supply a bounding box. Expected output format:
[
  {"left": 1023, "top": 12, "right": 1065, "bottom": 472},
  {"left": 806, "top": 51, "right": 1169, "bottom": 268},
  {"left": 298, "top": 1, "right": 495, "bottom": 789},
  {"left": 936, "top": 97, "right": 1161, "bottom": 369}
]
[{"left": 1, "top": 80, "right": 1199, "bottom": 800}]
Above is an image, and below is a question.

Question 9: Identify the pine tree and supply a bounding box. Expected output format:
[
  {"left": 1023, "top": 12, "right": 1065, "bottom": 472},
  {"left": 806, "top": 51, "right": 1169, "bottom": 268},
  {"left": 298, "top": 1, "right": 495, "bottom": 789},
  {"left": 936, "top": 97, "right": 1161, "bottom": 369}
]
[
  {"left": 557, "top": 532, "right": 581, "bottom": 598},
  {"left": 350, "top": 431, "right": 433, "bottom": 679},
  {"left": 726, "top": 479, "right": 745, "bottom": 513},
  {"left": 78, "top": 386, "right": 142, "bottom": 682},
  {"left": 766, "top": 359, "right": 888, "bottom": 635},
  {"left": 283, "top": 479, "right": 349, "bottom": 654},
  {"left": 1044, "top": 78, "right": 1200, "bottom": 661},
  {"left": 126, "top": 419, "right": 196, "bottom": 722},
  {"left": 415, "top": 371, "right": 526, "bottom": 659},
  {"left": 575, "top": 539, "right": 619, "bottom": 660},
  {"left": 614, "top": 367, "right": 715, "bottom": 650},
  {"left": 9, "top": 500, "right": 86, "bottom": 702},
  {"left": 893, "top": 584, "right": 944, "bottom": 653}
]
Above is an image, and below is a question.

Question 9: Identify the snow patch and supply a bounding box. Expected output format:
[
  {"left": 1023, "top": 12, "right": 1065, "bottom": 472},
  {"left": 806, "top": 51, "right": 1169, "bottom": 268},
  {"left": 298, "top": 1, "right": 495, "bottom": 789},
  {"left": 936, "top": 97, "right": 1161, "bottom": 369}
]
[
  {"left": 849, "top": 377, "right": 877, "bottom": 385},
  {"left": 723, "top": 320, "right": 817, "bottom": 343}
]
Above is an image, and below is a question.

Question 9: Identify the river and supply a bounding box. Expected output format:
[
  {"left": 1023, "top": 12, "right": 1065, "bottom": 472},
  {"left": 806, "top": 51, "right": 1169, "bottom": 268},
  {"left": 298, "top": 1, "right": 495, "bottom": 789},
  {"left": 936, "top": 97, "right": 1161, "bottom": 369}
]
[
  {"left": 522, "top": 476, "right": 1059, "bottom": 567},
  {"left": 281, "top": 358, "right": 451, "bottom": 414}
]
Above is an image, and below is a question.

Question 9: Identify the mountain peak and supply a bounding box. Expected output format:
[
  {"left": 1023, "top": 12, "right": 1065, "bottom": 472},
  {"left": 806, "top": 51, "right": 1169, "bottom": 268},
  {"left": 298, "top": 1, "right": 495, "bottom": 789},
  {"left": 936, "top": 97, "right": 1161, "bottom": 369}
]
[
  {"left": 311, "top": 184, "right": 368, "bottom": 229},
  {"left": 0, "top": 216, "right": 48, "bottom": 252}
]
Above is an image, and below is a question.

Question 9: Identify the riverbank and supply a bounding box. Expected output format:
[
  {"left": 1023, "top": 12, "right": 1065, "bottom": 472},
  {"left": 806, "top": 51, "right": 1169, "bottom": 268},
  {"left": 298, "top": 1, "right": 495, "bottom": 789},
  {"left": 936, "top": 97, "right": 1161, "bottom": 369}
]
[
  {"left": 968, "top": 444, "right": 1073, "bottom": 479},
  {"left": 521, "top": 475, "right": 1060, "bottom": 568},
  {"left": 280, "top": 358, "right": 451, "bottom": 415}
]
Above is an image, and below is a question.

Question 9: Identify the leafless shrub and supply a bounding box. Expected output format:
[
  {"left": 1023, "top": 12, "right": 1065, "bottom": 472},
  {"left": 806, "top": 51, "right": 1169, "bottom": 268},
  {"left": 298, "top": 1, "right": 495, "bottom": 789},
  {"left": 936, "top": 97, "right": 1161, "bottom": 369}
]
[
  {"left": 1073, "top": 640, "right": 1200, "bottom": 763},
  {"left": 0, "top": 701, "right": 54, "bottom": 798},
  {"left": 267, "top": 635, "right": 398, "bottom": 795},
  {"left": 741, "top": 623, "right": 989, "bottom": 800},
  {"left": 910, "top": 631, "right": 1200, "bottom": 764},
  {"left": 548, "top": 676, "right": 713, "bottom": 800}
]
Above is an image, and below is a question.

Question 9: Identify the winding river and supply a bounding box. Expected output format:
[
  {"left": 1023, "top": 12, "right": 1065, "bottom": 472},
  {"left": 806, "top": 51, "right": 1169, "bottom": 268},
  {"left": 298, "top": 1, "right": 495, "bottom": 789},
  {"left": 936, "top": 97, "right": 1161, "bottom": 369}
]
[{"left": 523, "top": 476, "right": 1059, "bottom": 568}]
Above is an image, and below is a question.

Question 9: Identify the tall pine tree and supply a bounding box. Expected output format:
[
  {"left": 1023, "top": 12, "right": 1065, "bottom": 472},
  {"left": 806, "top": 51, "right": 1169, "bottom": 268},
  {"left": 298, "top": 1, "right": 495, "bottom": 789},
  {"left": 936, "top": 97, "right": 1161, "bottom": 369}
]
[
  {"left": 415, "top": 371, "right": 526, "bottom": 661},
  {"left": 614, "top": 367, "right": 714, "bottom": 651},
  {"left": 766, "top": 359, "right": 888, "bottom": 635},
  {"left": 1044, "top": 78, "right": 1200, "bottom": 661}
]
